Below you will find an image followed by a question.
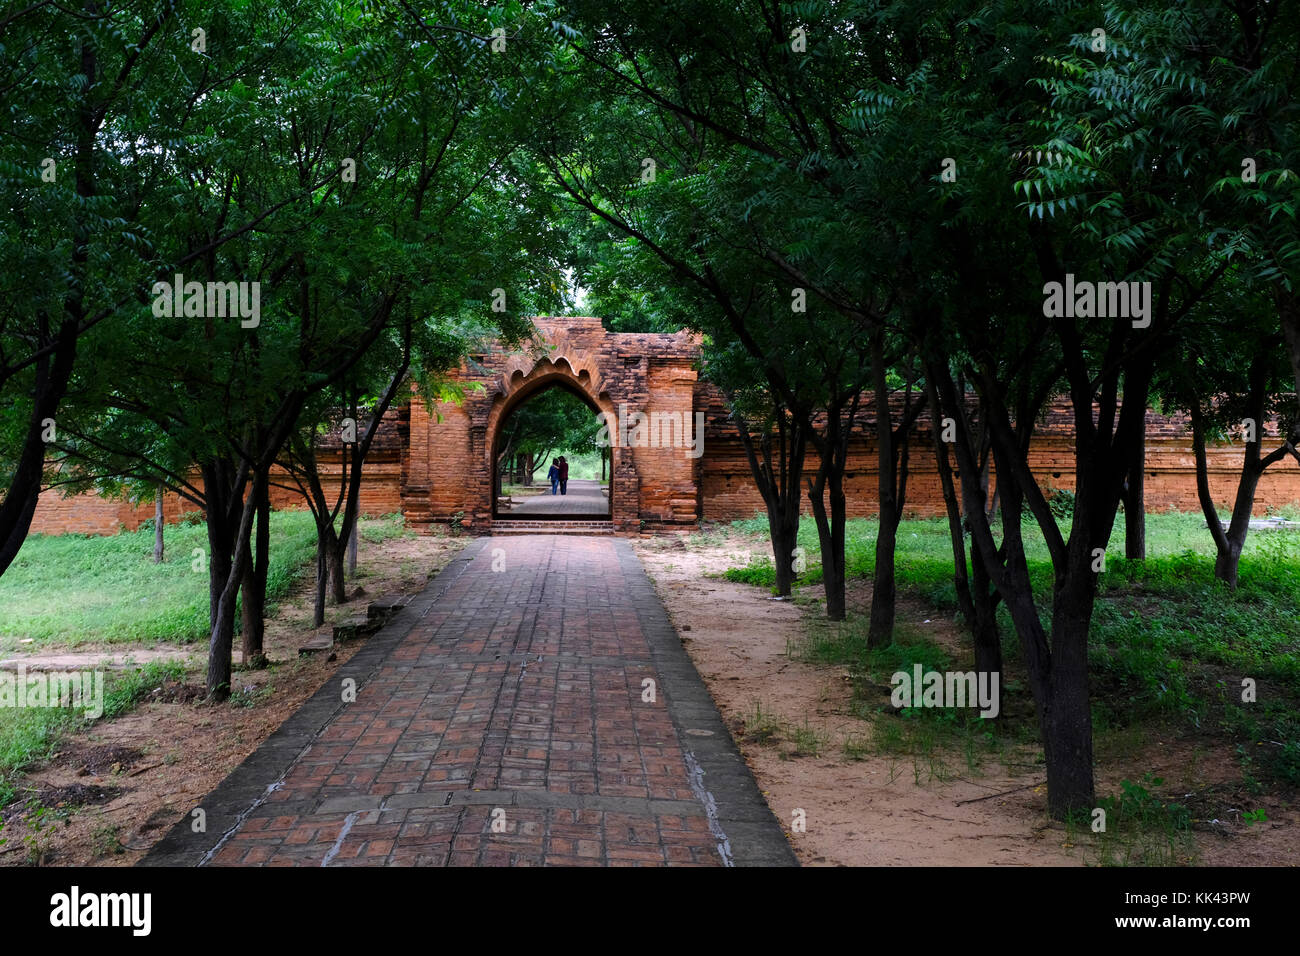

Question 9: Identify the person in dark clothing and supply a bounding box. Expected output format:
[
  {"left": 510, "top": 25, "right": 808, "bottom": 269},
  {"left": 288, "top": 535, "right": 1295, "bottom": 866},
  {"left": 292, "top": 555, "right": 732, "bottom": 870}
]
[
  {"left": 547, "top": 459, "right": 560, "bottom": 495},
  {"left": 558, "top": 456, "right": 569, "bottom": 495}
]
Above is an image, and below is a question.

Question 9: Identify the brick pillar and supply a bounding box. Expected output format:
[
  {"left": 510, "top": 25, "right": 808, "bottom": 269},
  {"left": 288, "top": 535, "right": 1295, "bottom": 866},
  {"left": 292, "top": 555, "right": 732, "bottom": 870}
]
[
  {"left": 401, "top": 395, "right": 433, "bottom": 531},
  {"left": 469, "top": 424, "right": 491, "bottom": 528},
  {"left": 612, "top": 452, "right": 640, "bottom": 532}
]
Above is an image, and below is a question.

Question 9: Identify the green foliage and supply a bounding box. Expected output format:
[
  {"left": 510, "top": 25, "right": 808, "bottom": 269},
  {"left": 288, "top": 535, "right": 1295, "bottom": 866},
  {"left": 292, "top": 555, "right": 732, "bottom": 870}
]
[
  {"left": 722, "top": 554, "right": 777, "bottom": 589},
  {"left": 1094, "top": 775, "right": 1191, "bottom": 832},
  {"left": 1045, "top": 485, "right": 1077, "bottom": 521}
]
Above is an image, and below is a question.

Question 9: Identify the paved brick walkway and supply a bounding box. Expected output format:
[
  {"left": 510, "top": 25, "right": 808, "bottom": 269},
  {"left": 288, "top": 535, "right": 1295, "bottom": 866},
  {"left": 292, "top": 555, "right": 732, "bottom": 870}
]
[
  {"left": 507, "top": 478, "right": 609, "bottom": 516},
  {"left": 143, "top": 536, "right": 794, "bottom": 867}
]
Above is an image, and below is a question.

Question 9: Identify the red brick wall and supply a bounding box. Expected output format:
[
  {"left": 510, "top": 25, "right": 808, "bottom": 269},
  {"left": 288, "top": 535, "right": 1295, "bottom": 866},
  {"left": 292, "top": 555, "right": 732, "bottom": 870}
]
[
  {"left": 697, "top": 419, "right": 1300, "bottom": 522},
  {"left": 29, "top": 455, "right": 404, "bottom": 536}
]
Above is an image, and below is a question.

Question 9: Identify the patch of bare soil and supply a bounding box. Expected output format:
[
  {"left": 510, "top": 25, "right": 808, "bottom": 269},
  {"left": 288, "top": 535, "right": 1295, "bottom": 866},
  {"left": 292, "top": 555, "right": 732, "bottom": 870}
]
[
  {"left": 635, "top": 530, "right": 1296, "bottom": 867},
  {"left": 0, "top": 524, "right": 465, "bottom": 867},
  {"left": 0, "top": 646, "right": 199, "bottom": 671}
]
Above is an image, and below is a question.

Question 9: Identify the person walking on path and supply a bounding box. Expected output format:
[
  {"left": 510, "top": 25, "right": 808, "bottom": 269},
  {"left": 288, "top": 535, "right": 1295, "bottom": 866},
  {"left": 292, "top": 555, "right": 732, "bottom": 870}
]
[
  {"left": 558, "top": 456, "right": 569, "bottom": 495},
  {"left": 547, "top": 459, "right": 560, "bottom": 495}
]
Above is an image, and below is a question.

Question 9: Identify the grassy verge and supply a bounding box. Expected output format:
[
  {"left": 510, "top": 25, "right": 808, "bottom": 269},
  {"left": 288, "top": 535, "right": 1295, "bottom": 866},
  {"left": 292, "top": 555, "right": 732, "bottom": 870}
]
[
  {"left": 0, "top": 511, "right": 410, "bottom": 814},
  {"left": 0, "top": 510, "right": 408, "bottom": 648},
  {"left": 721, "top": 509, "right": 1299, "bottom": 860},
  {"left": 0, "top": 660, "right": 187, "bottom": 809}
]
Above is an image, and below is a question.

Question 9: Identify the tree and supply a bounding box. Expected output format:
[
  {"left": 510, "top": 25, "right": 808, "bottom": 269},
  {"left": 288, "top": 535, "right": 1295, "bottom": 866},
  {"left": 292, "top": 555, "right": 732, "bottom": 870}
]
[
  {"left": 27, "top": 0, "right": 551, "bottom": 699},
  {"left": 0, "top": 0, "right": 278, "bottom": 578},
  {"left": 516, "top": 2, "right": 902, "bottom": 622},
  {"left": 1161, "top": 291, "right": 1300, "bottom": 587}
]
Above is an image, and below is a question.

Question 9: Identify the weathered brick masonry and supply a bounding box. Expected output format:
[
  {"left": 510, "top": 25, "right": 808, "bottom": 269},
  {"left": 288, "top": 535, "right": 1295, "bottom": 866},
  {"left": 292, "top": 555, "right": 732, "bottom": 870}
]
[
  {"left": 28, "top": 317, "right": 1300, "bottom": 536},
  {"left": 29, "top": 417, "right": 407, "bottom": 536},
  {"left": 401, "top": 316, "right": 702, "bottom": 533}
]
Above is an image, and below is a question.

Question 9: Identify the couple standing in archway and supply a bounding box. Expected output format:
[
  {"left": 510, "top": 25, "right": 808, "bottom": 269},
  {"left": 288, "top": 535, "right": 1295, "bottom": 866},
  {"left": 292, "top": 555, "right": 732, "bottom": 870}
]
[{"left": 547, "top": 456, "right": 569, "bottom": 495}]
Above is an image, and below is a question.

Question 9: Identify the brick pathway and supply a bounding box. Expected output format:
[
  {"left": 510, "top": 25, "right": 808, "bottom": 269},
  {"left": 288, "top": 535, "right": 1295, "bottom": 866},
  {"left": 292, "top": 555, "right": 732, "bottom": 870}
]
[
  {"left": 507, "top": 478, "right": 609, "bottom": 516},
  {"left": 143, "top": 536, "right": 795, "bottom": 867}
]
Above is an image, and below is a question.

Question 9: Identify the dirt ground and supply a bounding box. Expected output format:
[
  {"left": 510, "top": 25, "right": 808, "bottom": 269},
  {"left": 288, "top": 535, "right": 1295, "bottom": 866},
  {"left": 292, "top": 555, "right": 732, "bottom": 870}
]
[
  {"left": 0, "top": 526, "right": 465, "bottom": 867},
  {"left": 634, "top": 529, "right": 1297, "bottom": 867}
]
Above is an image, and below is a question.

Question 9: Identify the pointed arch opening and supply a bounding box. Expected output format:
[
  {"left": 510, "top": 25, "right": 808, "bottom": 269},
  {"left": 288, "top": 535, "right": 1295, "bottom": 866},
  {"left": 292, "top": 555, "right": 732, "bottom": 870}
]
[{"left": 487, "top": 365, "right": 615, "bottom": 521}]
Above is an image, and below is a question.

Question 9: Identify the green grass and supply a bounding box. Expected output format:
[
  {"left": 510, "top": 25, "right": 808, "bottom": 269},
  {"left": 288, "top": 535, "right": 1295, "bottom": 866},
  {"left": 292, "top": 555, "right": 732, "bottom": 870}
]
[
  {"left": 735, "top": 702, "right": 831, "bottom": 760},
  {"left": 357, "top": 512, "right": 415, "bottom": 545},
  {"left": 1066, "top": 773, "right": 1197, "bottom": 866},
  {"left": 100, "top": 659, "right": 188, "bottom": 719},
  {"left": 724, "top": 509, "right": 1300, "bottom": 791},
  {"left": 0, "top": 510, "right": 409, "bottom": 648},
  {"left": 0, "top": 660, "right": 186, "bottom": 809},
  {"left": 0, "top": 708, "right": 75, "bottom": 808},
  {"left": 802, "top": 617, "right": 1018, "bottom": 780},
  {"left": 0, "top": 511, "right": 408, "bottom": 813}
]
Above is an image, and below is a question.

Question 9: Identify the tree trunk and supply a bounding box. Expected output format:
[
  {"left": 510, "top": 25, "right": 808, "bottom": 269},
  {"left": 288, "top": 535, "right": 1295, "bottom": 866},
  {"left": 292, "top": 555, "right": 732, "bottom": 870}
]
[
  {"left": 934, "top": 362, "right": 1094, "bottom": 815},
  {"left": 807, "top": 456, "right": 847, "bottom": 621},
  {"left": 202, "top": 455, "right": 255, "bottom": 701},
  {"left": 153, "top": 485, "right": 165, "bottom": 563},
  {"left": 313, "top": 543, "right": 330, "bottom": 628},
  {"left": 825, "top": 468, "right": 848, "bottom": 621},
  {"left": 1189, "top": 361, "right": 1274, "bottom": 589},
  {"left": 731, "top": 400, "right": 808, "bottom": 598},
  {"left": 202, "top": 459, "right": 238, "bottom": 635},
  {"left": 1215, "top": 501, "right": 1255, "bottom": 589},
  {"left": 932, "top": 416, "right": 975, "bottom": 624},
  {"left": 868, "top": 349, "right": 898, "bottom": 646},
  {"left": 1214, "top": 442, "right": 1267, "bottom": 590},
  {"left": 311, "top": 512, "right": 346, "bottom": 624},
  {"left": 868, "top": 499, "right": 898, "bottom": 646},
  {"left": 208, "top": 529, "right": 232, "bottom": 638},
  {"left": 1042, "top": 575, "right": 1099, "bottom": 816},
  {"left": 347, "top": 519, "right": 358, "bottom": 576},
  {"left": 240, "top": 470, "right": 270, "bottom": 668},
  {"left": 970, "top": 556, "right": 1002, "bottom": 695},
  {"left": 769, "top": 511, "right": 799, "bottom": 596},
  {"left": 207, "top": 487, "right": 258, "bottom": 702},
  {"left": 806, "top": 385, "right": 857, "bottom": 624},
  {"left": 328, "top": 542, "right": 347, "bottom": 603},
  {"left": 924, "top": 368, "right": 1002, "bottom": 695},
  {"left": 239, "top": 556, "right": 261, "bottom": 667},
  {"left": 1123, "top": 412, "right": 1147, "bottom": 560}
]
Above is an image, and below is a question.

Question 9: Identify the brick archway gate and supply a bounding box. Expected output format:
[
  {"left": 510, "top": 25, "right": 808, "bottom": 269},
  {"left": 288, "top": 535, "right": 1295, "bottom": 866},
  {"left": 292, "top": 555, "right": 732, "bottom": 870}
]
[
  {"left": 484, "top": 356, "right": 619, "bottom": 521},
  {"left": 400, "top": 317, "right": 705, "bottom": 534}
]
